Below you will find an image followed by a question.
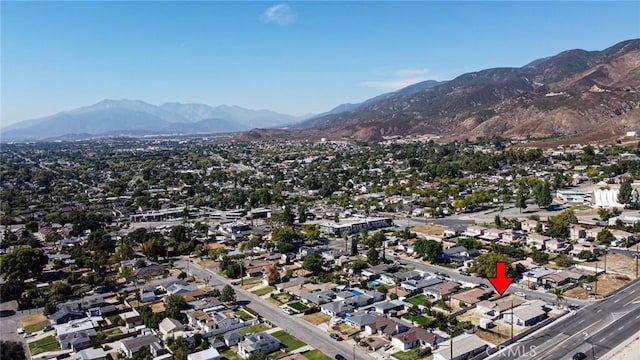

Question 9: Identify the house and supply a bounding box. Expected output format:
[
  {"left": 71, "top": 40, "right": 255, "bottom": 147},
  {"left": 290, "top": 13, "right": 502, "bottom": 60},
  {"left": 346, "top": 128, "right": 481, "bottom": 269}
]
[
  {"left": 49, "top": 306, "right": 86, "bottom": 325},
  {"left": 300, "top": 290, "right": 335, "bottom": 305},
  {"left": 480, "top": 228, "right": 503, "bottom": 242},
  {"left": 275, "top": 277, "right": 306, "bottom": 292},
  {"left": 570, "top": 225, "right": 586, "bottom": 241},
  {"left": 545, "top": 238, "right": 571, "bottom": 254},
  {"left": 277, "top": 354, "right": 307, "bottom": 360},
  {"left": 475, "top": 297, "right": 525, "bottom": 316},
  {"left": 441, "top": 246, "right": 480, "bottom": 263},
  {"left": 132, "top": 263, "right": 165, "bottom": 279},
  {"left": 391, "top": 327, "right": 441, "bottom": 351},
  {"left": 320, "top": 301, "right": 355, "bottom": 317},
  {"left": 120, "top": 335, "right": 165, "bottom": 358},
  {"left": 401, "top": 277, "right": 443, "bottom": 294},
  {"left": 379, "top": 271, "right": 421, "bottom": 286},
  {"left": 223, "top": 332, "right": 242, "bottom": 347},
  {"left": 542, "top": 270, "right": 584, "bottom": 288},
  {"left": 364, "top": 317, "right": 410, "bottom": 337},
  {"left": 361, "top": 264, "right": 392, "bottom": 279},
  {"left": 159, "top": 318, "right": 186, "bottom": 338},
  {"left": 187, "top": 348, "right": 220, "bottom": 360},
  {"left": 498, "top": 230, "right": 523, "bottom": 245},
  {"left": 451, "top": 288, "right": 491, "bottom": 306},
  {"left": 522, "top": 267, "right": 555, "bottom": 287},
  {"left": 54, "top": 317, "right": 102, "bottom": 337},
  {"left": 503, "top": 300, "right": 548, "bottom": 326},
  {"left": 70, "top": 347, "right": 107, "bottom": 360},
  {"left": 518, "top": 219, "right": 540, "bottom": 233},
  {"left": 526, "top": 233, "right": 550, "bottom": 250},
  {"left": 610, "top": 229, "right": 635, "bottom": 246},
  {"left": 424, "top": 281, "right": 461, "bottom": 301},
  {"left": 58, "top": 329, "right": 96, "bottom": 351},
  {"left": 123, "top": 313, "right": 144, "bottom": 329},
  {"left": 165, "top": 283, "right": 199, "bottom": 295},
  {"left": 585, "top": 227, "right": 604, "bottom": 240},
  {"left": 461, "top": 225, "right": 487, "bottom": 238},
  {"left": 433, "top": 333, "right": 489, "bottom": 360},
  {"left": 373, "top": 300, "right": 405, "bottom": 314},
  {"left": 238, "top": 332, "right": 281, "bottom": 358},
  {"left": 334, "top": 290, "right": 356, "bottom": 301},
  {"left": 344, "top": 312, "right": 379, "bottom": 329}
]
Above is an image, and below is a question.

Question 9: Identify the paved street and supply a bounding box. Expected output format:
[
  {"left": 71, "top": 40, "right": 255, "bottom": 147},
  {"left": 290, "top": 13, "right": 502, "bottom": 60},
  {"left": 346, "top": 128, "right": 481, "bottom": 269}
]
[
  {"left": 176, "top": 259, "right": 375, "bottom": 360},
  {"left": 489, "top": 279, "right": 640, "bottom": 360}
]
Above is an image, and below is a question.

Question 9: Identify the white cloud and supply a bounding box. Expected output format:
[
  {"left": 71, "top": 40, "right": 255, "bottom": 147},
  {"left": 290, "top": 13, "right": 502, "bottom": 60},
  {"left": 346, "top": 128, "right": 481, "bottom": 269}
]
[
  {"left": 361, "top": 68, "right": 442, "bottom": 90},
  {"left": 260, "top": 4, "right": 297, "bottom": 26}
]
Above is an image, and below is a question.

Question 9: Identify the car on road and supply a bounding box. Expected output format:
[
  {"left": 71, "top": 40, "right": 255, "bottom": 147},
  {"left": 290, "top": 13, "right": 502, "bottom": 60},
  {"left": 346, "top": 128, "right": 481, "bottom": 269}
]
[
  {"left": 514, "top": 291, "right": 526, "bottom": 297},
  {"left": 42, "top": 326, "right": 53, "bottom": 332},
  {"left": 572, "top": 352, "right": 587, "bottom": 360},
  {"left": 335, "top": 355, "right": 347, "bottom": 360},
  {"left": 458, "top": 270, "right": 470, "bottom": 276},
  {"left": 330, "top": 333, "right": 342, "bottom": 341},
  {"left": 22, "top": 332, "right": 34, "bottom": 338},
  {"left": 16, "top": 327, "right": 24, "bottom": 334}
]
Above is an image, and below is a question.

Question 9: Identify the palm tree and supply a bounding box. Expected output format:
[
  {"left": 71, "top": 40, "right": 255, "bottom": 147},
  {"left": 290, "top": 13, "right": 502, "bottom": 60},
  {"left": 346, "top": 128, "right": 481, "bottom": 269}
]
[{"left": 551, "top": 287, "right": 565, "bottom": 308}]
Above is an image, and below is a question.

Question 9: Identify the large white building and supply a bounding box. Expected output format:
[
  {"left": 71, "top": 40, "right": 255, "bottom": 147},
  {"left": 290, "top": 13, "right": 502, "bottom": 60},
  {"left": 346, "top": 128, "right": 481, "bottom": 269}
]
[{"left": 592, "top": 188, "right": 623, "bottom": 208}]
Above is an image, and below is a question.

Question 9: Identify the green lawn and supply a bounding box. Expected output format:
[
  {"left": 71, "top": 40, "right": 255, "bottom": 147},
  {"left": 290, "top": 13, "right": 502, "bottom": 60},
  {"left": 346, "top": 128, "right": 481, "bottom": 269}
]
[
  {"left": 100, "top": 327, "right": 123, "bottom": 338},
  {"left": 29, "top": 335, "right": 61, "bottom": 355},
  {"left": 407, "top": 294, "right": 427, "bottom": 306},
  {"left": 238, "top": 323, "right": 271, "bottom": 335},
  {"left": 288, "top": 301, "right": 309, "bottom": 311},
  {"left": 271, "top": 330, "right": 307, "bottom": 351},
  {"left": 237, "top": 309, "right": 255, "bottom": 321},
  {"left": 392, "top": 348, "right": 433, "bottom": 360},
  {"left": 107, "top": 314, "right": 124, "bottom": 326},
  {"left": 337, "top": 323, "right": 361, "bottom": 337},
  {"left": 24, "top": 320, "right": 49, "bottom": 333},
  {"left": 252, "top": 286, "right": 275, "bottom": 296},
  {"left": 404, "top": 315, "right": 433, "bottom": 327},
  {"left": 303, "top": 350, "right": 333, "bottom": 360}
]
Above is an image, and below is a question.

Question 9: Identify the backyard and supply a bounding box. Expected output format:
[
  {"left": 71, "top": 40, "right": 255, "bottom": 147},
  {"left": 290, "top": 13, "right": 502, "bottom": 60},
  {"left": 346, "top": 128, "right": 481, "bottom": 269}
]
[
  {"left": 406, "top": 294, "right": 427, "bottom": 306},
  {"left": 288, "top": 301, "right": 309, "bottom": 312},
  {"left": 238, "top": 323, "right": 271, "bottom": 335},
  {"left": 271, "top": 330, "right": 307, "bottom": 351}
]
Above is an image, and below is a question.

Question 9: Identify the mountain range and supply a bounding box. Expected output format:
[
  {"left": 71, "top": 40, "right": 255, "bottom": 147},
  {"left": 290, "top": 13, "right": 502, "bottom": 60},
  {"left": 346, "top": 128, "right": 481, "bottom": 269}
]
[
  {"left": 295, "top": 39, "right": 640, "bottom": 141},
  {"left": 3, "top": 38, "right": 640, "bottom": 142},
  {"left": 1, "top": 100, "right": 304, "bottom": 140}
]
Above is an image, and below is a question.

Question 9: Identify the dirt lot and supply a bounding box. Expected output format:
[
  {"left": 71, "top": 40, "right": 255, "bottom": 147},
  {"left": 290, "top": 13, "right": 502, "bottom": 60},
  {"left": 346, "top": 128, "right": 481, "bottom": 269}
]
[
  {"left": 476, "top": 329, "right": 509, "bottom": 345},
  {"left": 150, "top": 301, "right": 166, "bottom": 313},
  {"left": 20, "top": 313, "right": 47, "bottom": 327},
  {"left": 586, "top": 253, "right": 637, "bottom": 278},
  {"left": 301, "top": 312, "right": 331, "bottom": 326},
  {"left": 413, "top": 225, "right": 446, "bottom": 236},
  {"left": 565, "top": 273, "right": 632, "bottom": 299}
]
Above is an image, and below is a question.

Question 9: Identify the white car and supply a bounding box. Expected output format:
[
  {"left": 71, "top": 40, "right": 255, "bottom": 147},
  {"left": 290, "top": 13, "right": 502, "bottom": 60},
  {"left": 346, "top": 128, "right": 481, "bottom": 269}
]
[
  {"left": 16, "top": 327, "right": 24, "bottom": 334},
  {"left": 282, "top": 307, "right": 294, "bottom": 315}
]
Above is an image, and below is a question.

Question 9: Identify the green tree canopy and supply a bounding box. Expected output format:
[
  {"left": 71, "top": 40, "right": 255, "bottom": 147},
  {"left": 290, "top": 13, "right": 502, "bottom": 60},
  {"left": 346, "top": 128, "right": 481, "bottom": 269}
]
[
  {"left": 0, "top": 247, "right": 47, "bottom": 281},
  {"left": 302, "top": 253, "right": 324, "bottom": 275},
  {"left": 220, "top": 284, "right": 236, "bottom": 303},
  {"left": 414, "top": 239, "right": 443, "bottom": 262}
]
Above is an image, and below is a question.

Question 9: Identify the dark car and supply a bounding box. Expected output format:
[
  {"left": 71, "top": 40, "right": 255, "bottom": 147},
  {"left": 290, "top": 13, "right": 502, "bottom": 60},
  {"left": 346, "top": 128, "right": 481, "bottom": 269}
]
[
  {"left": 330, "top": 333, "right": 342, "bottom": 341},
  {"left": 572, "top": 352, "right": 587, "bottom": 360},
  {"left": 335, "top": 355, "right": 347, "bottom": 360}
]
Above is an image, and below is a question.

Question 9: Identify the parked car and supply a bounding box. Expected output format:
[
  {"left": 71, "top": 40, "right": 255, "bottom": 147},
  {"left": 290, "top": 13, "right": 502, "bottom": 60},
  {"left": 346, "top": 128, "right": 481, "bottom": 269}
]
[
  {"left": 42, "top": 326, "right": 53, "bottom": 332},
  {"left": 282, "top": 307, "right": 294, "bottom": 315},
  {"left": 335, "top": 355, "right": 347, "bottom": 360},
  {"left": 22, "top": 332, "right": 34, "bottom": 338},
  {"left": 330, "top": 333, "right": 342, "bottom": 341},
  {"left": 16, "top": 328, "right": 24, "bottom": 334},
  {"left": 572, "top": 352, "right": 587, "bottom": 360}
]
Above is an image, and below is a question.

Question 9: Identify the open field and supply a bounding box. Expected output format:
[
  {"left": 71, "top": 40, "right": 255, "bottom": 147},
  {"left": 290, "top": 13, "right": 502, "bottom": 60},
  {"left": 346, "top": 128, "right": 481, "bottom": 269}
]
[
  {"left": 302, "top": 312, "right": 331, "bottom": 325},
  {"left": 565, "top": 273, "right": 632, "bottom": 299},
  {"left": 587, "top": 253, "right": 637, "bottom": 278}
]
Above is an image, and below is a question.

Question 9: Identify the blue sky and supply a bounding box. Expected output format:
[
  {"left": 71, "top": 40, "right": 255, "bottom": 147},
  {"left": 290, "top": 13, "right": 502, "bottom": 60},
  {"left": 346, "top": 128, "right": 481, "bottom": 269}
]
[{"left": 2, "top": 1, "right": 639, "bottom": 125}]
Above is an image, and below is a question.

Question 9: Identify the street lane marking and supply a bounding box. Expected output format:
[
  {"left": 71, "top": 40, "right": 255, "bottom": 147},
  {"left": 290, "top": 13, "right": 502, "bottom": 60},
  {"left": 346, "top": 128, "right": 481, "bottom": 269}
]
[
  {"left": 636, "top": 314, "right": 640, "bottom": 320},
  {"left": 539, "top": 319, "right": 602, "bottom": 357},
  {"left": 623, "top": 295, "right": 640, "bottom": 307},
  {"left": 597, "top": 309, "right": 603, "bottom": 313},
  {"left": 578, "top": 319, "right": 585, "bottom": 324},
  {"left": 615, "top": 298, "right": 621, "bottom": 303}
]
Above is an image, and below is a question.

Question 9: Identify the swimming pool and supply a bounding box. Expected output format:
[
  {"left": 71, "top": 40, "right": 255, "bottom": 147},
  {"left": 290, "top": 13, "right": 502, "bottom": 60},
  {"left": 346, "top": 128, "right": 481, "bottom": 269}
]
[
  {"left": 351, "top": 289, "right": 363, "bottom": 295},
  {"left": 367, "top": 281, "right": 380, "bottom": 287}
]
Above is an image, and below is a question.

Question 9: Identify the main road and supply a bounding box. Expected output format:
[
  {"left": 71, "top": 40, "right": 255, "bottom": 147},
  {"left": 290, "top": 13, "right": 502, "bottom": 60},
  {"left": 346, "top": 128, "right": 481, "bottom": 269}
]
[
  {"left": 176, "top": 259, "right": 374, "bottom": 360},
  {"left": 489, "top": 279, "right": 640, "bottom": 359}
]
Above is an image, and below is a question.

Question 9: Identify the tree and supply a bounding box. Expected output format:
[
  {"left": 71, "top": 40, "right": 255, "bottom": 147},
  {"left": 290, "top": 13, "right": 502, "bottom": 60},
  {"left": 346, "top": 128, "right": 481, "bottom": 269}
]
[
  {"left": 469, "top": 253, "right": 516, "bottom": 278},
  {"left": 0, "top": 247, "right": 47, "bottom": 281},
  {"left": 283, "top": 205, "right": 295, "bottom": 226},
  {"left": 220, "top": 285, "right": 236, "bottom": 304},
  {"left": 0, "top": 341, "right": 26, "bottom": 360},
  {"left": 598, "top": 208, "right": 621, "bottom": 222},
  {"left": 546, "top": 209, "right": 577, "bottom": 238},
  {"left": 531, "top": 249, "right": 549, "bottom": 264},
  {"left": 578, "top": 250, "right": 595, "bottom": 260},
  {"left": 266, "top": 265, "right": 280, "bottom": 285},
  {"left": 164, "top": 294, "right": 187, "bottom": 318},
  {"left": 350, "top": 235, "right": 358, "bottom": 256},
  {"left": 515, "top": 184, "right": 528, "bottom": 213},
  {"left": 302, "top": 253, "right": 324, "bottom": 275},
  {"left": 141, "top": 238, "right": 163, "bottom": 261},
  {"left": 554, "top": 254, "right": 573, "bottom": 267},
  {"left": 298, "top": 205, "right": 307, "bottom": 224},
  {"left": 535, "top": 180, "right": 553, "bottom": 208},
  {"left": 366, "top": 247, "right": 380, "bottom": 266},
  {"left": 414, "top": 239, "right": 443, "bottom": 263},
  {"left": 597, "top": 229, "right": 615, "bottom": 245},
  {"left": 618, "top": 179, "right": 633, "bottom": 207},
  {"left": 551, "top": 287, "right": 565, "bottom": 308}
]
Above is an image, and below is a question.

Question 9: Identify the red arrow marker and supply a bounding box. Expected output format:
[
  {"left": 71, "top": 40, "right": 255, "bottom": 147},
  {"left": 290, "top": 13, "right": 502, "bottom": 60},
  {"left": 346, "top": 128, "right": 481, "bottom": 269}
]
[{"left": 488, "top": 261, "right": 513, "bottom": 296}]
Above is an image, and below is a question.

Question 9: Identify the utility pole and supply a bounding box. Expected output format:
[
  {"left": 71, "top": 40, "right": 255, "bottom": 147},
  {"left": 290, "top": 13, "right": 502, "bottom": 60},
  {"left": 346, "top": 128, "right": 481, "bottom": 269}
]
[
  {"left": 636, "top": 243, "right": 639, "bottom": 279},
  {"left": 511, "top": 299, "right": 514, "bottom": 341},
  {"left": 595, "top": 262, "right": 598, "bottom": 297},
  {"left": 604, "top": 247, "right": 607, "bottom": 273},
  {"left": 353, "top": 344, "right": 356, "bottom": 360}
]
